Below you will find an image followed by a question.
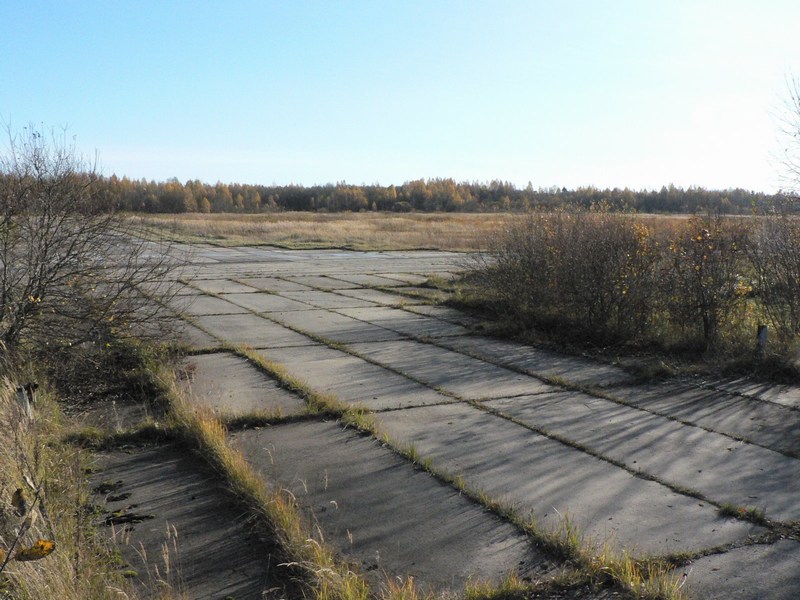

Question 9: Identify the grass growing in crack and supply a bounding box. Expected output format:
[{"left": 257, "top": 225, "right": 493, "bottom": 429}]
[
  {"left": 222, "top": 343, "right": 351, "bottom": 417},
  {"left": 465, "top": 572, "right": 531, "bottom": 600},
  {"left": 164, "top": 376, "right": 370, "bottom": 600},
  {"left": 168, "top": 338, "right": 693, "bottom": 600},
  {"left": 718, "top": 503, "right": 769, "bottom": 526},
  {"left": 64, "top": 421, "right": 174, "bottom": 450},
  {"left": 378, "top": 431, "right": 689, "bottom": 600}
]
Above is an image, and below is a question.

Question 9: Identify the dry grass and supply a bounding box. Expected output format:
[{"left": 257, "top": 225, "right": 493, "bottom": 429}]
[
  {"left": 128, "top": 211, "right": 513, "bottom": 251},
  {"left": 161, "top": 367, "right": 371, "bottom": 600},
  {"left": 0, "top": 377, "right": 146, "bottom": 600}
]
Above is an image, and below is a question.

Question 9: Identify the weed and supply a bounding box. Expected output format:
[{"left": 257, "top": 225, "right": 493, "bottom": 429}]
[{"left": 718, "top": 503, "right": 769, "bottom": 526}]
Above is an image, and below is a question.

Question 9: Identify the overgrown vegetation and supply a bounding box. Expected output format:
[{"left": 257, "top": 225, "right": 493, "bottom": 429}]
[
  {"left": 131, "top": 211, "right": 510, "bottom": 251},
  {"left": 0, "top": 376, "right": 144, "bottom": 599},
  {"left": 466, "top": 207, "right": 800, "bottom": 374}
]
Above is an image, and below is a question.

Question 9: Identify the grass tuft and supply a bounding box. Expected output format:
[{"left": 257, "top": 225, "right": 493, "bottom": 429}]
[{"left": 718, "top": 502, "right": 769, "bottom": 526}]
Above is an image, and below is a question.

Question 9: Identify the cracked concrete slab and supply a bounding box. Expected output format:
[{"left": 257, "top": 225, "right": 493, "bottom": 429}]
[
  {"left": 188, "top": 279, "right": 260, "bottom": 294},
  {"left": 235, "top": 277, "right": 314, "bottom": 292},
  {"left": 174, "top": 294, "right": 250, "bottom": 316},
  {"left": 173, "top": 319, "right": 222, "bottom": 349},
  {"left": 231, "top": 421, "right": 551, "bottom": 592},
  {"left": 256, "top": 344, "right": 454, "bottom": 409},
  {"left": 337, "top": 307, "right": 471, "bottom": 338},
  {"left": 705, "top": 378, "right": 800, "bottom": 410},
  {"left": 436, "top": 336, "right": 633, "bottom": 388},
  {"left": 349, "top": 340, "right": 554, "bottom": 399},
  {"left": 328, "top": 273, "right": 408, "bottom": 287},
  {"left": 282, "top": 275, "right": 361, "bottom": 289},
  {"left": 181, "top": 352, "right": 306, "bottom": 416},
  {"left": 685, "top": 539, "right": 800, "bottom": 600},
  {"left": 376, "top": 273, "right": 431, "bottom": 285},
  {"left": 268, "top": 309, "right": 406, "bottom": 344},
  {"left": 279, "top": 289, "right": 379, "bottom": 308},
  {"left": 92, "top": 444, "right": 280, "bottom": 600},
  {"left": 335, "top": 287, "right": 426, "bottom": 306},
  {"left": 393, "top": 286, "right": 452, "bottom": 302},
  {"left": 485, "top": 391, "right": 800, "bottom": 522},
  {"left": 192, "top": 313, "right": 316, "bottom": 348},
  {"left": 605, "top": 382, "right": 800, "bottom": 456},
  {"left": 219, "top": 291, "right": 311, "bottom": 312},
  {"left": 372, "top": 403, "right": 761, "bottom": 555},
  {"left": 401, "top": 304, "right": 482, "bottom": 326}
]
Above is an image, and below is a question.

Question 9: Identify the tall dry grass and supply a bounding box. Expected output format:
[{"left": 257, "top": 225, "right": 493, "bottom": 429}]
[
  {"left": 0, "top": 377, "right": 144, "bottom": 600},
  {"left": 129, "top": 212, "right": 512, "bottom": 251}
]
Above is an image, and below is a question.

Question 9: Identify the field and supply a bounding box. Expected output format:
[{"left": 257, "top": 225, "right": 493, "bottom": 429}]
[{"left": 129, "top": 211, "right": 514, "bottom": 251}]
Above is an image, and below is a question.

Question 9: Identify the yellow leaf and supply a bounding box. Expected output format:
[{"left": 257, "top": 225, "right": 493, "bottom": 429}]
[
  {"left": 0, "top": 548, "right": 5, "bottom": 563},
  {"left": 15, "top": 539, "right": 55, "bottom": 561}
]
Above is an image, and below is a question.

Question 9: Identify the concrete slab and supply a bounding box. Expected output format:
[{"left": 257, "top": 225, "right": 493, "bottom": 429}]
[
  {"left": 269, "top": 309, "right": 406, "bottom": 344},
  {"left": 192, "top": 313, "right": 316, "bottom": 348},
  {"left": 376, "top": 273, "right": 431, "bottom": 285},
  {"left": 337, "top": 307, "right": 471, "bottom": 338},
  {"left": 328, "top": 273, "right": 407, "bottom": 287},
  {"left": 372, "top": 403, "right": 761, "bottom": 555},
  {"left": 173, "top": 319, "right": 223, "bottom": 349},
  {"left": 282, "top": 275, "right": 360, "bottom": 290},
  {"left": 131, "top": 315, "right": 221, "bottom": 350},
  {"left": 236, "top": 277, "right": 314, "bottom": 292},
  {"left": 231, "top": 421, "right": 550, "bottom": 592},
  {"left": 189, "top": 279, "right": 260, "bottom": 294},
  {"left": 685, "top": 539, "right": 800, "bottom": 600},
  {"left": 176, "top": 295, "right": 250, "bottom": 316},
  {"left": 349, "top": 340, "right": 554, "bottom": 400},
  {"left": 485, "top": 391, "right": 800, "bottom": 522},
  {"left": 437, "top": 336, "right": 633, "bottom": 388},
  {"left": 393, "top": 286, "right": 452, "bottom": 302},
  {"left": 219, "top": 292, "right": 311, "bottom": 313},
  {"left": 402, "top": 304, "right": 482, "bottom": 326},
  {"left": 256, "top": 345, "right": 454, "bottom": 410},
  {"left": 181, "top": 353, "right": 306, "bottom": 417},
  {"left": 706, "top": 378, "right": 800, "bottom": 410},
  {"left": 92, "top": 444, "right": 281, "bottom": 599},
  {"left": 606, "top": 382, "right": 800, "bottom": 456},
  {"left": 280, "top": 290, "right": 379, "bottom": 309},
  {"left": 336, "top": 288, "right": 426, "bottom": 306}
]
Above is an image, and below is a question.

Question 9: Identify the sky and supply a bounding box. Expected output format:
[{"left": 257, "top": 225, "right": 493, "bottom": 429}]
[{"left": 2, "top": 1, "right": 800, "bottom": 192}]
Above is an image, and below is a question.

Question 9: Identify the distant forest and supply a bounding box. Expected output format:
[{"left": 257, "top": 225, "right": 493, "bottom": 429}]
[{"left": 94, "top": 176, "right": 791, "bottom": 214}]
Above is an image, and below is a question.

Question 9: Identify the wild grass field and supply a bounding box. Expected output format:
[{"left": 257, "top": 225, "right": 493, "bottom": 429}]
[{"left": 129, "top": 211, "right": 514, "bottom": 251}]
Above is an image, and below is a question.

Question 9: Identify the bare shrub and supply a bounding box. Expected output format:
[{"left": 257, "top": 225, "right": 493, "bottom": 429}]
[
  {"left": 747, "top": 212, "right": 800, "bottom": 344},
  {"left": 0, "top": 125, "right": 181, "bottom": 355},
  {"left": 662, "top": 216, "right": 752, "bottom": 351},
  {"left": 477, "top": 209, "right": 659, "bottom": 342}
]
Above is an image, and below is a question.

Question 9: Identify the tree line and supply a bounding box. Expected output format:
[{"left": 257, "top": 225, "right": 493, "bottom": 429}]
[{"left": 24, "top": 174, "right": 790, "bottom": 214}]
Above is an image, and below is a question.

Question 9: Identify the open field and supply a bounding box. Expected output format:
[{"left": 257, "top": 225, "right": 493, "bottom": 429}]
[{"left": 128, "top": 211, "right": 514, "bottom": 251}]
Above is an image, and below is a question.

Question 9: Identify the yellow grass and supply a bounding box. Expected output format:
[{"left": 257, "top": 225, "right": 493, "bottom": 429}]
[
  {"left": 0, "top": 378, "right": 147, "bottom": 600},
  {"left": 127, "top": 212, "right": 513, "bottom": 251}
]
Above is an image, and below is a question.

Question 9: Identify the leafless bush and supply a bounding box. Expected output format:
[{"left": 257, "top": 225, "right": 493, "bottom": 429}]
[
  {"left": 747, "top": 212, "right": 800, "bottom": 343},
  {"left": 471, "top": 210, "right": 770, "bottom": 358},
  {"left": 662, "top": 216, "right": 752, "bottom": 350},
  {"left": 0, "top": 125, "right": 181, "bottom": 355},
  {"left": 477, "top": 209, "right": 659, "bottom": 342}
]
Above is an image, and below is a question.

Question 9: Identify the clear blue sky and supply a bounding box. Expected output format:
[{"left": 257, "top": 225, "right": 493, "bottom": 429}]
[{"left": 2, "top": 1, "right": 799, "bottom": 192}]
